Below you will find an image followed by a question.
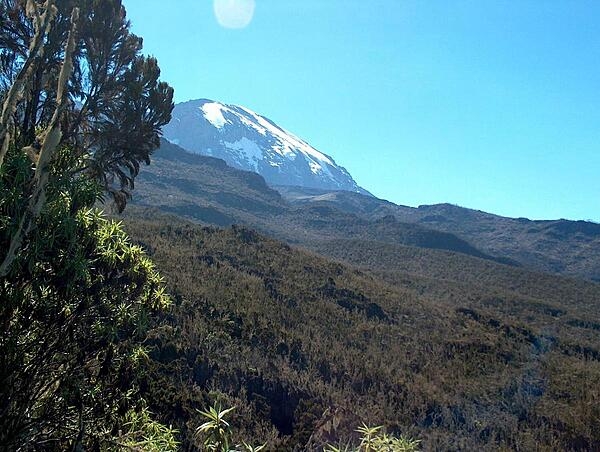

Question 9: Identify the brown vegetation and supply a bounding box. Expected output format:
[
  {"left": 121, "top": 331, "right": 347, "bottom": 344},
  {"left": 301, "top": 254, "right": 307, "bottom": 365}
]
[{"left": 122, "top": 209, "right": 600, "bottom": 451}]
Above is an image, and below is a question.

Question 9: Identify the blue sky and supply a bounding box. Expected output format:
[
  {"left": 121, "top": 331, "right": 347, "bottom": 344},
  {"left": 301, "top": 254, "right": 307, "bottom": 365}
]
[{"left": 124, "top": 0, "right": 600, "bottom": 221}]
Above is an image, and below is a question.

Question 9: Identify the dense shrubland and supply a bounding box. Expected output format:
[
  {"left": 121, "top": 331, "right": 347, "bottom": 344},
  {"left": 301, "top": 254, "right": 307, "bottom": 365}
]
[{"left": 122, "top": 209, "right": 600, "bottom": 451}]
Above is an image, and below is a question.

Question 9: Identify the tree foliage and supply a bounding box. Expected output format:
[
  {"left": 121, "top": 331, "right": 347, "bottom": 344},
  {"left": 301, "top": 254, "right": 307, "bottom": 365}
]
[
  {"left": 0, "top": 143, "right": 172, "bottom": 449},
  {"left": 0, "top": 0, "right": 173, "bottom": 201},
  {"left": 0, "top": 0, "right": 173, "bottom": 275},
  {"left": 0, "top": 0, "right": 174, "bottom": 449}
]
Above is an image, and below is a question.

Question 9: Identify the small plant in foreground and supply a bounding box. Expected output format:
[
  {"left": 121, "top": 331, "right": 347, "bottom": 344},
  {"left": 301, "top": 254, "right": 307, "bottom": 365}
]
[
  {"left": 325, "top": 423, "right": 420, "bottom": 452},
  {"left": 195, "top": 404, "right": 266, "bottom": 452},
  {"left": 195, "top": 402, "right": 418, "bottom": 451},
  {"left": 111, "top": 407, "right": 179, "bottom": 451}
]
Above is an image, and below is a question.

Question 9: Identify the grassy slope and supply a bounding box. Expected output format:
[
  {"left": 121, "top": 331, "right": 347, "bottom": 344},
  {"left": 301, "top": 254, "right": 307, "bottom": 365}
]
[{"left": 122, "top": 209, "right": 600, "bottom": 451}]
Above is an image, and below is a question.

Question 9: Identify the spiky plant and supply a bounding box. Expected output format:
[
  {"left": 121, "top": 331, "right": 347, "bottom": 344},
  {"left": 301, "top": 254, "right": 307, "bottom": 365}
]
[
  {"left": 325, "top": 423, "right": 420, "bottom": 452},
  {"left": 195, "top": 404, "right": 267, "bottom": 452}
]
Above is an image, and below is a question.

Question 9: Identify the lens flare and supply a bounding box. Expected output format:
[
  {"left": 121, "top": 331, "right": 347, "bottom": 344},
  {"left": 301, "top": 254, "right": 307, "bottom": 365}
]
[{"left": 213, "top": 0, "right": 256, "bottom": 29}]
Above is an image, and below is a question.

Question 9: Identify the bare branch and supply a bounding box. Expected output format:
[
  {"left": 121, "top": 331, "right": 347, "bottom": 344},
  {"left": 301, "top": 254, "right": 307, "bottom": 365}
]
[
  {"left": 0, "top": 0, "right": 57, "bottom": 168},
  {"left": 0, "top": 6, "right": 79, "bottom": 277}
]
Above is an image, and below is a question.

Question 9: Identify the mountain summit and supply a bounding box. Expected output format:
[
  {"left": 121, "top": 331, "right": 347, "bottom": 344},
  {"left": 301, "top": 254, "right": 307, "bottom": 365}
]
[{"left": 162, "top": 99, "right": 370, "bottom": 195}]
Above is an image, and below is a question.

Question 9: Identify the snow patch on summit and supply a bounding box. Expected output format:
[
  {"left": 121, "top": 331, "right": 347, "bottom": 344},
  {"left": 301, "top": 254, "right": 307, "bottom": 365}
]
[
  {"left": 238, "top": 106, "right": 333, "bottom": 165},
  {"left": 201, "top": 102, "right": 229, "bottom": 128}
]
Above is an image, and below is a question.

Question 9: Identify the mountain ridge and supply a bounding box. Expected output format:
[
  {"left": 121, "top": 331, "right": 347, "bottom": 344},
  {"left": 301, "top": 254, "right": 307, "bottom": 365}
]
[
  {"left": 134, "top": 140, "right": 600, "bottom": 281},
  {"left": 276, "top": 185, "right": 600, "bottom": 281},
  {"left": 133, "top": 140, "right": 600, "bottom": 281},
  {"left": 135, "top": 140, "right": 515, "bottom": 265}
]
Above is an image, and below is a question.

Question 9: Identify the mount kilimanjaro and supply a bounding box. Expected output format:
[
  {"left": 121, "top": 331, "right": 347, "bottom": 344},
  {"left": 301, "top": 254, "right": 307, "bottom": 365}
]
[{"left": 162, "top": 99, "right": 370, "bottom": 195}]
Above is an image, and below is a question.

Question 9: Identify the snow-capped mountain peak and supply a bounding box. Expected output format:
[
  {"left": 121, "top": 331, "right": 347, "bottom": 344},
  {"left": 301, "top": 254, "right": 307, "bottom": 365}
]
[{"left": 162, "top": 99, "right": 370, "bottom": 195}]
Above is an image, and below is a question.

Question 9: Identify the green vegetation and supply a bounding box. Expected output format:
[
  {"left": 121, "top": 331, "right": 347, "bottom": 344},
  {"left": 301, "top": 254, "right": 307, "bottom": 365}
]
[
  {"left": 0, "top": 0, "right": 173, "bottom": 449},
  {"left": 195, "top": 404, "right": 267, "bottom": 452},
  {"left": 0, "top": 145, "right": 172, "bottom": 448},
  {"left": 193, "top": 402, "right": 418, "bottom": 452},
  {"left": 325, "top": 424, "right": 420, "bottom": 452},
  {"left": 112, "top": 406, "right": 179, "bottom": 451}
]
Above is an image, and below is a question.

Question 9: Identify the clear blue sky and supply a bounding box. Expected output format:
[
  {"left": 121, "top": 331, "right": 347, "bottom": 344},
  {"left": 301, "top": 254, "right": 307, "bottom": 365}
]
[{"left": 124, "top": 0, "right": 600, "bottom": 221}]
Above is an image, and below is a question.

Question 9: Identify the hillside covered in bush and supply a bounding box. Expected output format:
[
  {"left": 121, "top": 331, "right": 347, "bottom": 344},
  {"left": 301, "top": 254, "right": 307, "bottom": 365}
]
[{"left": 122, "top": 208, "right": 600, "bottom": 451}]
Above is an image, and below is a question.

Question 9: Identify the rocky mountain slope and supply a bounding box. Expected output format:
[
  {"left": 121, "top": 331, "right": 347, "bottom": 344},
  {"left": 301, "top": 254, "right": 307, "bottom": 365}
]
[{"left": 133, "top": 140, "right": 600, "bottom": 281}]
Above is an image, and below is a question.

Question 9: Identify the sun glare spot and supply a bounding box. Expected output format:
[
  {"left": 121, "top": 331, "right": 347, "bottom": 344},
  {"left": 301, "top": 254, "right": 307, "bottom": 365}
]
[{"left": 213, "top": 0, "right": 256, "bottom": 29}]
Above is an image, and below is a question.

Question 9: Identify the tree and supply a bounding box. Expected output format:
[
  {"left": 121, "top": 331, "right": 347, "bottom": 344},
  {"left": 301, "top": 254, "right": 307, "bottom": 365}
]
[
  {"left": 0, "top": 0, "right": 175, "bottom": 449},
  {"left": 0, "top": 0, "right": 174, "bottom": 276}
]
